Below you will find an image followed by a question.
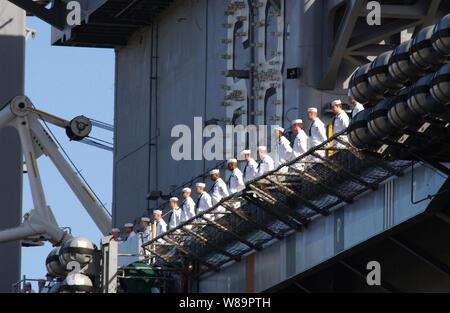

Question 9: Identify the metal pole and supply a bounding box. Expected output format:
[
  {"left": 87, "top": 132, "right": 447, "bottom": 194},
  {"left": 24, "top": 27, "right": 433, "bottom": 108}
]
[{"left": 0, "top": 1, "right": 25, "bottom": 293}]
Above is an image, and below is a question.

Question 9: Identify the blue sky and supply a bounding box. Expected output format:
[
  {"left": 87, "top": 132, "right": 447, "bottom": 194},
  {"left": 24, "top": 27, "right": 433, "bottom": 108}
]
[{"left": 22, "top": 17, "right": 115, "bottom": 281}]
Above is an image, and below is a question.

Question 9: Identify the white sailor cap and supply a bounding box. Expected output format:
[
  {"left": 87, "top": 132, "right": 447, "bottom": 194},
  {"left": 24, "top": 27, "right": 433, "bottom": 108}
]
[
  {"left": 141, "top": 217, "right": 150, "bottom": 222},
  {"left": 124, "top": 223, "right": 134, "bottom": 228},
  {"left": 241, "top": 149, "right": 251, "bottom": 156},
  {"left": 331, "top": 99, "right": 342, "bottom": 106},
  {"left": 196, "top": 182, "right": 206, "bottom": 188},
  {"left": 170, "top": 197, "right": 179, "bottom": 202},
  {"left": 307, "top": 107, "right": 318, "bottom": 113},
  {"left": 153, "top": 210, "right": 162, "bottom": 215},
  {"left": 292, "top": 119, "right": 303, "bottom": 125},
  {"left": 273, "top": 126, "right": 285, "bottom": 133},
  {"left": 227, "top": 158, "right": 238, "bottom": 164},
  {"left": 111, "top": 228, "right": 120, "bottom": 233},
  {"left": 258, "top": 146, "right": 267, "bottom": 152},
  {"left": 210, "top": 169, "right": 220, "bottom": 175},
  {"left": 182, "top": 187, "right": 191, "bottom": 193}
]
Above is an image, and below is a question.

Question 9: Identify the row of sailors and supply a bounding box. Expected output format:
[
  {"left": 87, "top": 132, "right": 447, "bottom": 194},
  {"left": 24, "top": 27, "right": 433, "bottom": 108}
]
[
  {"left": 110, "top": 159, "right": 247, "bottom": 241},
  {"left": 272, "top": 99, "right": 363, "bottom": 169},
  {"left": 110, "top": 96, "right": 365, "bottom": 241}
]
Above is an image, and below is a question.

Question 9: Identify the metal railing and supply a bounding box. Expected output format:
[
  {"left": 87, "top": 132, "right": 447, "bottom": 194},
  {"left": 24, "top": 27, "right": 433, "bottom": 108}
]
[{"left": 139, "top": 129, "right": 413, "bottom": 276}]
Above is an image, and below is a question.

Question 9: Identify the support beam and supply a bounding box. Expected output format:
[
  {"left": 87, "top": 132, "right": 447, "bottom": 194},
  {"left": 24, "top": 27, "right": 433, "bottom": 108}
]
[
  {"left": 221, "top": 202, "right": 282, "bottom": 239},
  {"left": 421, "top": 0, "right": 442, "bottom": 28},
  {"left": 0, "top": 2, "right": 24, "bottom": 293},
  {"left": 348, "top": 44, "right": 394, "bottom": 57},
  {"left": 359, "top": 3, "right": 427, "bottom": 20},
  {"left": 265, "top": 176, "right": 330, "bottom": 216},
  {"left": 312, "top": 152, "right": 378, "bottom": 191},
  {"left": 251, "top": 182, "right": 310, "bottom": 224},
  {"left": 335, "top": 139, "right": 404, "bottom": 178},
  {"left": 320, "top": 0, "right": 366, "bottom": 89},
  {"left": 180, "top": 226, "right": 241, "bottom": 262},
  {"left": 390, "top": 237, "right": 450, "bottom": 277},
  {"left": 142, "top": 245, "right": 186, "bottom": 273},
  {"left": 435, "top": 212, "right": 450, "bottom": 226},
  {"left": 288, "top": 166, "right": 353, "bottom": 204},
  {"left": 162, "top": 236, "right": 219, "bottom": 272},
  {"left": 201, "top": 215, "right": 262, "bottom": 252},
  {"left": 247, "top": 185, "right": 306, "bottom": 229},
  {"left": 8, "top": 0, "right": 67, "bottom": 30},
  {"left": 244, "top": 193, "right": 303, "bottom": 231},
  {"left": 293, "top": 282, "right": 311, "bottom": 293}
]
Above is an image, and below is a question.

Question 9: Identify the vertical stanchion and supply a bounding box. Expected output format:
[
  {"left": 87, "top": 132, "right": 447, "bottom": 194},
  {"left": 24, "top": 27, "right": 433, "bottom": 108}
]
[{"left": 0, "top": 2, "right": 25, "bottom": 293}]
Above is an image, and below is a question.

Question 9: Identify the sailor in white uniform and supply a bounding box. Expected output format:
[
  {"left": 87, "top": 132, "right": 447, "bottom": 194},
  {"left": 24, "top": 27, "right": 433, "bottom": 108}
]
[
  {"left": 209, "top": 169, "right": 229, "bottom": 205},
  {"left": 348, "top": 90, "right": 365, "bottom": 119},
  {"left": 291, "top": 119, "right": 308, "bottom": 158},
  {"left": 168, "top": 197, "right": 185, "bottom": 230},
  {"left": 273, "top": 126, "right": 293, "bottom": 171},
  {"left": 181, "top": 187, "right": 196, "bottom": 221},
  {"left": 241, "top": 149, "right": 258, "bottom": 182},
  {"left": 40, "top": 274, "right": 56, "bottom": 293},
  {"left": 152, "top": 209, "right": 167, "bottom": 238},
  {"left": 111, "top": 228, "right": 122, "bottom": 242},
  {"left": 331, "top": 100, "right": 350, "bottom": 149},
  {"left": 124, "top": 222, "right": 135, "bottom": 241},
  {"left": 307, "top": 107, "right": 328, "bottom": 158},
  {"left": 138, "top": 217, "right": 152, "bottom": 242},
  {"left": 227, "top": 159, "right": 245, "bottom": 193},
  {"left": 256, "top": 146, "right": 275, "bottom": 177},
  {"left": 291, "top": 119, "right": 309, "bottom": 171},
  {"left": 195, "top": 182, "right": 213, "bottom": 214}
]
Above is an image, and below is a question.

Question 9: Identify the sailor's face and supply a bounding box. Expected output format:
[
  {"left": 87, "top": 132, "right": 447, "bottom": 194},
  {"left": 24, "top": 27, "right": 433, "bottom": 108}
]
[
  {"left": 153, "top": 213, "right": 161, "bottom": 220},
  {"left": 196, "top": 186, "right": 204, "bottom": 194},
  {"left": 124, "top": 227, "right": 133, "bottom": 233},
  {"left": 182, "top": 191, "right": 190, "bottom": 199},
  {"left": 257, "top": 150, "right": 264, "bottom": 160},
  {"left": 169, "top": 201, "right": 178, "bottom": 209},
  {"left": 210, "top": 173, "right": 219, "bottom": 181},
  {"left": 348, "top": 96, "right": 356, "bottom": 106},
  {"left": 331, "top": 105, "right": 340, "bottom": 114},
  {"left": 244, "top": 154, "right": 250, "bottom": 161},
  {"left": 274, "top": 130, "right": 282, "bottom": 139},
  {"left": 112, "top": 232, "right": 119, "bottom": 239},
  {"left": 227, "top": 163, "right": 236, "bottom": 171},
  {"left": 140, "top": 221, "right": 149, "bottom": 228},
  {"left": 307, "top": 112, "right": 316, "bottom": 121}
]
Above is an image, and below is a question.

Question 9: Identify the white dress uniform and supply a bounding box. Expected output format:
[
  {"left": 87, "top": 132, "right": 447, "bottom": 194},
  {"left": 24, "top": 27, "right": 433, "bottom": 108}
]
[
  {"left": 210, "top": 178, "right": 229, "bottom": 205},
  {"left": 308, "top": 118, "right": 327, "bottom": 157},
  {"left": 274, "top": 136, "right": 293, "bottom": 168},
  {"left": 154, "top": 219, "right": 167, "bottom": 237},
  {"left": 41, "top": 281, "right": 56, "bottom": 293},
  {"left": 125, "top": 231, "right": 136, "bottom": 241},
  {"left": 227, "top": 168, "right": 245, "bottom": 193},
  {"left": 352, "top": 102, "right": 365, "bottom": 119},
  {"left": 332, "top": 110, "right": 350, "bottom": 149},
  {"left": 196, "top": 192, "right": 213, "bottom": 213},
  {"left": 257, "top": 155, "right": 275, "bottom": 176},
  {"left": 243, "top": 158, "right": 258, "bottom": 182},
  {"left": 142, "top": 226, "right": 152, "bottom": 241},
  {"left": 332, "top": 110, "right": 350, "bottom": 134},
  {"left": 168, "top": 207, "right": 185, "bottom": 230},
  {"left": 181, "top": 196, "right": 196, "bottom": 220},
  {"left": 293, "top": 129, "right": 309, "bottom": 158}
]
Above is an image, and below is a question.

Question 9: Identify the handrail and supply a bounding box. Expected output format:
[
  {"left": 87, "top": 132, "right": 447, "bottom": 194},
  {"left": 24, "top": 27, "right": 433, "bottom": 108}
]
[{"left": 142, "top": 129, "right": 349, "bottom": 246}]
